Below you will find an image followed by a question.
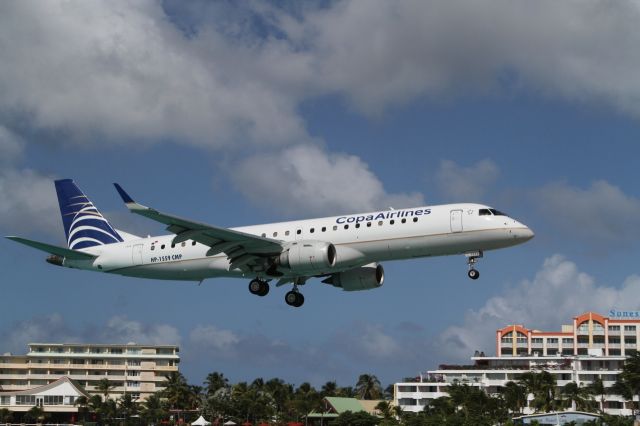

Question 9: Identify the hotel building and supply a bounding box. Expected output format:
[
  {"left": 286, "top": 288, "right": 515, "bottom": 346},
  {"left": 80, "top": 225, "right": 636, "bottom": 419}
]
[
  {"left": 0, "top": 342, "right": 179, "bottom": 414},
  {"left": 394, "top": 311, "right": 640, "bottom": 416}
]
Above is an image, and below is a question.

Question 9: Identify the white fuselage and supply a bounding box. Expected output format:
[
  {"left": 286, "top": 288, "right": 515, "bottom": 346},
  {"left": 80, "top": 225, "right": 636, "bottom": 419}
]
[{"left": 64, "top": 203, "right": 533, "bottom": 281}]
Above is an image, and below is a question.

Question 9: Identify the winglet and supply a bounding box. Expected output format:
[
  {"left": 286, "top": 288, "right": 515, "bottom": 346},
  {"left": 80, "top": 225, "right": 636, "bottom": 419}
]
[{"left": 113, "top": 183, "right": 135, "bottom": 204}]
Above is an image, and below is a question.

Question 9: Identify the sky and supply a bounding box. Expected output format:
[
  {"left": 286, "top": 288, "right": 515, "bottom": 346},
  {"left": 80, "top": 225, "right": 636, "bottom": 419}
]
[{"left": 2, "top": 0, "right": 640, "bottom": 389}]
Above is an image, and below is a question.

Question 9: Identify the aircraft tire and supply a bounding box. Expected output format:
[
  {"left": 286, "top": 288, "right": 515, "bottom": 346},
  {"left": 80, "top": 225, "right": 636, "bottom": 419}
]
[{"left": 468, "top": 269, "right": 480, "bottom": 280}]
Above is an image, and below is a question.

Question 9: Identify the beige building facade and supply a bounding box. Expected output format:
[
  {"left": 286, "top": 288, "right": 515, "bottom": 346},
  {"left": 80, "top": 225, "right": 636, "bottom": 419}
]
[{"left": 0, "top": 342, "right": 179, "bottom": 402}]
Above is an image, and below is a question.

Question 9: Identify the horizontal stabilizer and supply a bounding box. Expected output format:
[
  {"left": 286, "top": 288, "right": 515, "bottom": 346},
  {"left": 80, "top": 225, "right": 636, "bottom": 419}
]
[{"left": 6, "top": 236, "right": 97, "bottom": 260}]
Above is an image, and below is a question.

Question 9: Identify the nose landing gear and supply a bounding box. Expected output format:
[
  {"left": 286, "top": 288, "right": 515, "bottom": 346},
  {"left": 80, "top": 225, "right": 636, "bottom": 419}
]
[{"left": 465, "top": 251, "right": 483, "bottom": 280}]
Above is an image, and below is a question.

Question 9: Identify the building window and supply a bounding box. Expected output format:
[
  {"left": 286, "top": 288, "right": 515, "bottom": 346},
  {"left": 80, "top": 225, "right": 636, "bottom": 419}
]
[
  {"left": 609, "top": 337, "right": 621, "bottom": 344},
  {"left": 562, "top": 338, "right": 574, "bottom": 344},
  {"left": 577, "top": 323, "right": 589, "bottom": 333},
  {"left": 0, "top": 396, "right": 10, "bottom": 405},
  {"left": 127, "top": 381, "right": 140, "bottom": 388},
  {"left": 16, "top": 395, "right": 36, "bottom": 405},
  {"left": 609, "top": 325, "right": 621, "bottom": 331},
  {"left": 625, "top": 325, "right": 636, "bottom": 332},
  {"left": 531, "top": 338, "right": 543, "bottom": 344},
  {"left": 127, "top": 360, "right": 141, "bottom": 366},
  {"left": 547, "top": 338, "right": 558, "bottom": 344}
]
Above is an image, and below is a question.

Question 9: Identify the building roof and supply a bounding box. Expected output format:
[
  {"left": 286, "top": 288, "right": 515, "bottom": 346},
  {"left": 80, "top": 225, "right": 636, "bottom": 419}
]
[
  {"left": 307, "top": 397, "right": 385, "bottom": 418},
  {"left": 0, "top": 376, "right": 89, "bottom": 397}
]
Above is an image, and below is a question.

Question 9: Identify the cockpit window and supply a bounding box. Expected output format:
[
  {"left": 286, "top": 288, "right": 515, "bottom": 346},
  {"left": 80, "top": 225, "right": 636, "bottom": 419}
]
[
  {"left": 489, "top": 209, "right": 507, "bottom": 216},
  {"left": 479, "top": 209, "right": 492, "bottom": 216}
]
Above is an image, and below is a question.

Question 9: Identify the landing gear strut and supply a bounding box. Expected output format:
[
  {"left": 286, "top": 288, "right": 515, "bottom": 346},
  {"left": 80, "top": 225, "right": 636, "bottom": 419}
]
[
  {"left": 248, "top": 279, "right": 269, "bottom": 296},
  {"left": 285, "top": 287, "right": 304, "bottom": 307},
  {"left": 465, "top": 251, "right": 483, "bottom": 280}
]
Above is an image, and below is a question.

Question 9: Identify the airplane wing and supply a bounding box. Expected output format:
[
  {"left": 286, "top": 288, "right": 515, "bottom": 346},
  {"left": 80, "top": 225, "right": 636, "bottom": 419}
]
[
  {"left": 6, "top": 236, "right": 97, "bottom": 260},
  {"left": 113, "top": 184, "right": 284, "bottom": 272}
]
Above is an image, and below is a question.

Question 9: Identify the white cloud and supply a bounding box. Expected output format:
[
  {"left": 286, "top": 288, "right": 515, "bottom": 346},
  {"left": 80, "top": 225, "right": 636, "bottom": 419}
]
[
  {"left": 436, "top": 159, "right": 499, "bottom": 201},
  {"left": 533, "top": 180, "right": 640, "bottom": 246},
  {"left": 0, "top": 314, "right": 181, "bottom": 354},
  {"left": 189, "top": 325, "right": 240, "bottom": 353},
  {"left": 437, "top": 255, "right": 640, "bottom": 361},
  {"left": 0, "top": 126, "right": 24, "bottom": 164},
  {"left": 229, "top": 144, "right": 424, "bottom": 216},
  {"left": 0, "top": 1, "right": 308, "bottom": 147},
  {"left": 100, "top": 316, "right": 181, "bottom": 346},
  {"left": 0, "top": 169, "right": 61, "bottom": 237}
]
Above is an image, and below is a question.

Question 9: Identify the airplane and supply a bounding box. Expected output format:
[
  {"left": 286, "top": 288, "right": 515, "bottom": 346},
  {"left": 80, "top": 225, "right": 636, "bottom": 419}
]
[{"left": 6, "top": 179, "right": 534, "bottom": 307}]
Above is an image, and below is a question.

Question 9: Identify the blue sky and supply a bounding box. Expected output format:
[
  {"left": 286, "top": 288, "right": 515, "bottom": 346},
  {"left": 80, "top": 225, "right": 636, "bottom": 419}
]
[{"left": 2, "top": 0, "right": 640, "bottom": 389}]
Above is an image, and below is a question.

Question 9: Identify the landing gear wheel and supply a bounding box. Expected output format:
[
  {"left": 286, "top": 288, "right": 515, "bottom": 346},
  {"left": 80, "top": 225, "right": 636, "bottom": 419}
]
[
  {"left": 468, "top": 269, "right": 480, "bottom": 280},
  {"left": 285, "top": 290, "right": 304, "bottom": 307},
  {"left": 249, "top": 279, "right": 269, "bottom": 296}
]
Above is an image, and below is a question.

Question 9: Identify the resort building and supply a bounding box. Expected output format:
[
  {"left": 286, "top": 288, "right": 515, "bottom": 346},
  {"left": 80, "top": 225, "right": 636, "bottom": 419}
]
[
  {"left": 394, "top": 311, "right": 640, "bottom": 416},
  {"left": 0, "top": 342, "right": 179, "bottom": 404}
]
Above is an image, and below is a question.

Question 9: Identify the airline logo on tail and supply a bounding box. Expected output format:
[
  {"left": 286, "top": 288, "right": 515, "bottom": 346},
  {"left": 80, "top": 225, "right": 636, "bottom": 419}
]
[{"left": 55, "top": 179, "right": 123, "bottom": 250}]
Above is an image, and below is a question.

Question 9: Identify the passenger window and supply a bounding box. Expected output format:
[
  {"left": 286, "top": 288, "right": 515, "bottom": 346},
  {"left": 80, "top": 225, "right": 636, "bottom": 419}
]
[
  {"left": 310, "top": 228, "right": 315, "bottom": 233},
  {"left": 355, "top": 223, "right": 360, "bottom": 228},
  {"left": 192, "top": 241, "right": 196, "bottom": 246},
  {"left": 273, "top": 232, "right": 278, "bottom": 237},
  {"left": 181, "top": 242, "right": 186, "bottom": 247},
  {"left": 161, "top": 244, "right": 165, "bottom": 249},
  {"left": 378, "top": 221, "right": 383, "bottom": 226},
  {"left": 151, "top": 246, "right": 155, "bottom": 251},
  {"left": 390, "top": 220, "right": 395, "bottom": 225},
  {"left": 261, "top": 233, "right": 266, "bottom": 237},
  {"left": 401, "top": 218, "right": 406, "bottom": 224},
  {"left": 344, "top": 224, "right": 349, "bottom": 230},
  {"left": 367, "top": 222, "right": 371, "bottom": 227},
  {"left": 333, "top": 225, "right": 338, "bottom": 231},
  {"left": 171, "top": 243, "right": 175, "bottom": 248},
  {"left": 285, "top": 230, "right": 290, "bottom": 236},
  {"left": 297, "top": 229, "right": 301, "bottom": 235},
  {"left": 413, "top": 217, "right": 418, "bottom": 222},
  {"left": 322, "top": 227, "right": 326, "bottom": 232}
]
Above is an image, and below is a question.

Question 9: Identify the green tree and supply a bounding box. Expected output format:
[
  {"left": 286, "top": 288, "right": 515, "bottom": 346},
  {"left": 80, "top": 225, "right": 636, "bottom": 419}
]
[
  {"left": 518, "top": 371, "right": 557, "bottom": 412},
  {"left": 560, "top": 381, "right": 596, "bottom": 412},
  {"left": 331, "top": 410, "right": 379, "bottom": 426},
  {"left": 118, "top": 392, "right": 140, "bottom": 425},
  {"left": 140, "top": 394, "right": 167, "bottom": 425},
  {"left": 355, "top": 374, "right": 383, "bottom": 400},
  {"left": 24, "top": 406, "right": 47, "bottom": 423},
  {"left": 588, "top": 376, "right": 607, "bottom": 413},
  {"left": 204, "top": 371, "right": 229, "bottom": 397},
  {"left": 616, "top": 350, "right": 640, "bottom": 416},
  {"left": 500, "top": 381, "right": 527, "bottom": 414},
  {"left": 0, "top": 408, "right": 13, "bottom": 423},
  {"left": 96, "top": 377, "right": 116, "bottom": 401}
]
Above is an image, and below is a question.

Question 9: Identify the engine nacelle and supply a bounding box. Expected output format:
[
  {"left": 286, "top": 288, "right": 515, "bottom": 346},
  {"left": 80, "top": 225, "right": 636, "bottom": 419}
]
[
  {"left": 278, "top": 241, "right": 337, "bottom": 273},
  {"left": 323, "top": 263, "right": 384, "bottom": 291}
]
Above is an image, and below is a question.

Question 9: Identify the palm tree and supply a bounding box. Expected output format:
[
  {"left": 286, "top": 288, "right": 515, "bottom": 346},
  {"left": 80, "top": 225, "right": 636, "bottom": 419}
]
[
  {"left": 588, "top": 376, "right": 607, "bottom": 412},
  {"left": 518, "top": 371, "right": 557, "bottom": 412},
  {"left": 141, "top": 394, "right": 167, "bottom": 425},
  {"left": 616, "top": 350, "right": 640, "bottom": 416},
  {"left": 204, "top": 372, "right": 229, "bottom": 397},
  {"left": 500, "top": 381, "right": 527, "bottom": 414},
  {"left": 355, "top": 374, "right": 383, "bottom": 400},
  {"left": 560, "top": 382, "right": 595, "bottom": 412},
  {"left": 119, "top": 392, "right": 140, "bottom": 425},
  {"left": 321, "top": 381, "right": 338, "bottom": 397},
  {"left": 96, "top": 378, "right": 116, "bottom": 401}
]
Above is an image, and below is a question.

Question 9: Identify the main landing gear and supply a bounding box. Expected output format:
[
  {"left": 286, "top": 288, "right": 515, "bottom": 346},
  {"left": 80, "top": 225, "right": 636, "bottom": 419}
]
[
  {"left": 285, "top": 289, "right": 304, "bottom": 308},
  {"left": 248, "top": 278, "right": 305, "bottom": 307},
  {"left": 465, "top": 250, "right": 483, "bottom": 280},
  {"left": 248, "top": 279, "right": 269, "bottom": 296}
]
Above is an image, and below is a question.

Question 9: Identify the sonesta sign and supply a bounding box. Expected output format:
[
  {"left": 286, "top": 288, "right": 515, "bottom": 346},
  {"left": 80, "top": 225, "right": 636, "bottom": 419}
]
[{"left": 609, "top": 310, "right": 640, "bottom": 319}]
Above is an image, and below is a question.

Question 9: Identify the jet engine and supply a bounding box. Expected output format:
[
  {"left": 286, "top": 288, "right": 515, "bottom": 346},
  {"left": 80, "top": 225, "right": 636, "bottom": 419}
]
[
  {"left": 277, "top": 241, "right": 337, "bottom": 273},
  {"left": 322, "top": 263, "right": 384, "bottom": 291}
]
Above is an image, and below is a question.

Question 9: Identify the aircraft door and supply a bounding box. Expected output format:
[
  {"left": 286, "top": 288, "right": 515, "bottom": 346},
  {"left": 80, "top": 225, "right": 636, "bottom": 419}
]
[
  {"left": 450, "top": 209, "right": 463, "bottom": 233},
  {"left": 132, "top": 244, "right": 144, "bottom": 265}
]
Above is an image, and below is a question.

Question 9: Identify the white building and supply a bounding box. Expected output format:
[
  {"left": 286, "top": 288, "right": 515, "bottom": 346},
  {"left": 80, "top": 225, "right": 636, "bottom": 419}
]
[
  {"left": 0, "top": 342, "right": 179, "bottom": 402},
  {"left": 394, "top": 311, "right": 640, "bottom": 416}
]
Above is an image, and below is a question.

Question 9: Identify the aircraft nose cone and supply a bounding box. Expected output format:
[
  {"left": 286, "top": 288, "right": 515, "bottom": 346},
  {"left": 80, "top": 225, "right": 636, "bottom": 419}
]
[{"left": 518, "top": 227, "right": 535, "bottom": 241}]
